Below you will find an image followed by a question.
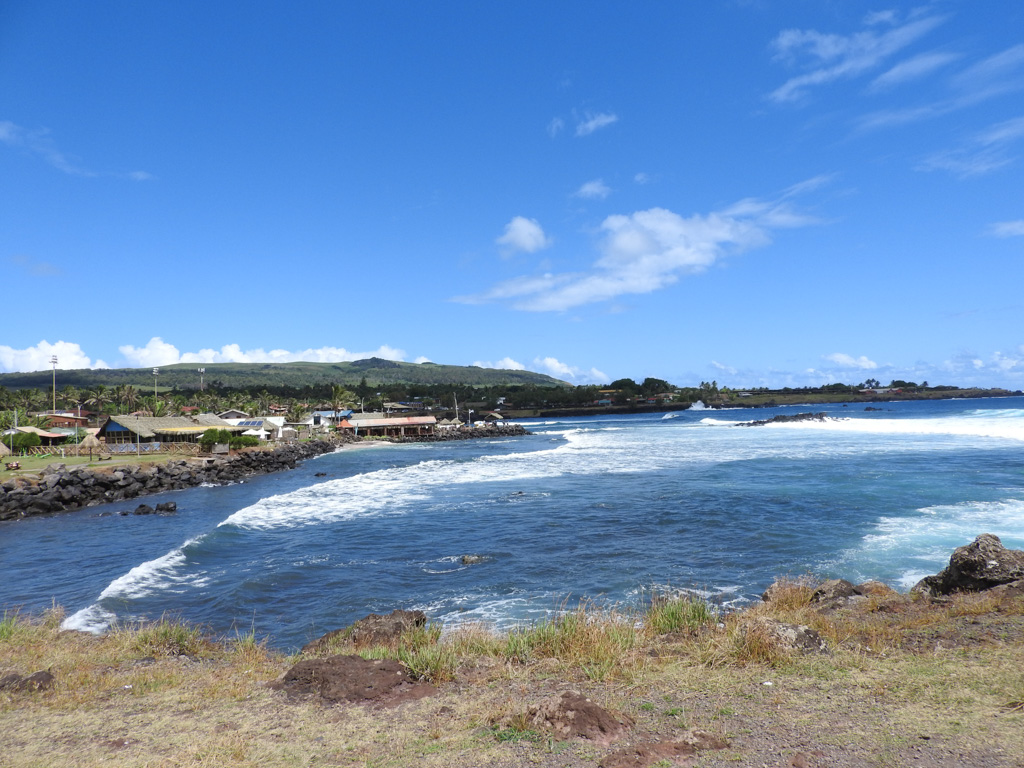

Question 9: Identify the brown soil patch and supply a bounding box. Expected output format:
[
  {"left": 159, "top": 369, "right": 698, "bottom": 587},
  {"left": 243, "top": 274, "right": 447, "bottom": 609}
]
[{"left": 269, "top": 653, "right": 436, "bottom": 707}]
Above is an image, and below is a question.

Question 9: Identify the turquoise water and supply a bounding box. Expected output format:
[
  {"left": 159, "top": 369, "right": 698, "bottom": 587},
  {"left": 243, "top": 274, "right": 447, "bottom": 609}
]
[{"left": 2, "top": 397, "right": 1022, "bottom": 651}]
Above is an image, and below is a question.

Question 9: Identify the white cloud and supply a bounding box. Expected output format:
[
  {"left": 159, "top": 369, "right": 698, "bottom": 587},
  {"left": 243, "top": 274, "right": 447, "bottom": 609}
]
[
  {"left": 118, "top": 337, "right": 407, "bottom": 367},
  {"left": 575, "top": 112, "right": 618, "bottom": 136},
  {"left": 711, "top": 360, "right": 738, "bottom": 376},
  {"left": 987, "top": 220, "right": 1024, "bottom": 238},
  {"left": 413, "top": 356, "right": 433, "bottom": 364},
  {"left": 0, "top": 120, "right": 95, "bottom": 176},
  {"left": 472, "top": 357, "right": 526, "bottom": 371},
  {"left": 547, "top": 117, "right": 565, "bottom": 137},
  {"left": 1, "top": 119, "right": 153, "bottom": 179},
  {"left": 634, "top": 172, "right": 651, "bottom": 184},
  {"left": 0, "top": 340, "right": 110, "bottom": 373},
  {"left": 495, "top": 216, "right": 552, "bottom": 254},
  {"left": 458, "top": 183, "right": 823, "bottom": 312},
  {"left": 918, "top": 114, "right": 1024, "bottom": 177},
  {"left": 768, "top": 13, "right": 945, "bottom": 103},
  {"left": 9, "top": 254, "right": 61, "bottom": 277},
  {"left": 574, "top": 179, "right": 611, "bottom": 199},
  {"left": 870, "top": 51, "right": 960, "bottom": 91},
  {"left": 825, "top": 352, "right": 878, "bottom": 370},
  {"left": 532, "top": 356, "right": 607, "bottom": 384}
]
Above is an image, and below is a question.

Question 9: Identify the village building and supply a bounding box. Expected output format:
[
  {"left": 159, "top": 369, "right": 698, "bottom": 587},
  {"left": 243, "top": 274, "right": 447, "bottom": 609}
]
[
  {"left": 341, "top": 414, "right": 437, "bottom": 438},
  {"left": 97, "top": 414, "right": 243, "bottom": 448}
]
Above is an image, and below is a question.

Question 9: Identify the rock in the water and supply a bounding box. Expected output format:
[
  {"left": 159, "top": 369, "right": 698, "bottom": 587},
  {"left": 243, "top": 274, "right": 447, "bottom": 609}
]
[
  {"left": 155, "top": 501, "right": 177, "bottom": 514},
  {"left": 460, "top": 554, "right": 484, "bottom": 565},
  {"left": 526, "top": 691, "right": 632, "bottom": 745},
  {"left": 912, "top": 534, "right": 1024, "bottom": 597},
  {"left": 132, "top": 504, "right": 155, "bottom": 515}
]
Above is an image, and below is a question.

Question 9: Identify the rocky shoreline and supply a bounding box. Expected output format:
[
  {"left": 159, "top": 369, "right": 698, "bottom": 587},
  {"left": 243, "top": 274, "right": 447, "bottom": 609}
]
[
  {"left": 0, "top": 438, "right": 354, "bottom": 522},
  {"left": 0, "top": 425, "right": 534, "bottom": 522}
]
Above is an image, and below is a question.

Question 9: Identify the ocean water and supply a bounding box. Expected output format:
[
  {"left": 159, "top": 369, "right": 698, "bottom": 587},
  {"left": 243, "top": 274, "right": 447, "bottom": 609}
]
[{"left": 2, "top": 397, "right": 1023, "bottom": 652}]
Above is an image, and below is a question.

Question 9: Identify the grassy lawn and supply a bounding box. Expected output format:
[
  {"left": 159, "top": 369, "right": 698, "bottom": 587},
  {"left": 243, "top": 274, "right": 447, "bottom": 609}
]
[{"left": 1, "top": 452, "right": 176, "bottom": 479}]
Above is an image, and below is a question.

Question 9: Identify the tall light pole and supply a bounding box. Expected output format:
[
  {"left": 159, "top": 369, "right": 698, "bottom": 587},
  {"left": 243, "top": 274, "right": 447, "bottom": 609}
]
[
  {"left": 153, "top": 368, "right": 159, "bottom": 413},
  {"left": 50, "top": 355, "right": 58, "bottom": 414},
  {"left": 198, "top": 367, "right": 205, "bottom": 392}
]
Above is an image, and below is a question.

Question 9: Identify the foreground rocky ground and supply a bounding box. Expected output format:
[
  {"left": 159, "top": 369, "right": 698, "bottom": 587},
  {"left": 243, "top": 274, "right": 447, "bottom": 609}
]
[{"left": 3, "top": 535, "right": 1023, "bottom": 767}]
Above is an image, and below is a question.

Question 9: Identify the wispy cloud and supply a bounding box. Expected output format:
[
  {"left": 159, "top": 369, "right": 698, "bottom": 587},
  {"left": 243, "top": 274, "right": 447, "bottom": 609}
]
[
  {"left": 575, "top": 112, "right": 618, "bottom": 136},
  {"left": 768, "top": 12, "right": 945, "bottom": 103},
  {"left": 918, "top": 114, "right": 1024, "bottom": 177},
  {"left": 986, "top": 220, "right": 1024, "bottom": 238},
  {"left": 825, "top": 352, "right": 878, "bottom": 370},
  {"left": 9, "top": 254, "right": 62, "bottom": 277},
  {"left": 870, "top": 51, "right": 960, "bottom": 91},
  {"left": 547, "top": 117, "right": 565, "bottom": 137},
  {"left": 117, "top": 338, "right": 407, "bottom": 368},
  {"left": 0, "top": 120, "right": 96, "bottom": 176},
  {"left": 858, "top": 46, "right": 1024, "bottom": 132},
  {"left": 496, "top": 216, "right": 552, "bottom": 254},
  {"left": 0, "top": 119, "right": 154, "bottom": 180},
  {"left": 457, "top": 180, "right": 825, "bottom": 312},
  {"left": 0, "top": 340, "right": 109, "bottom": 373},
  {"left": 574, "top": 179, "right": 611, "bottom": 199}
]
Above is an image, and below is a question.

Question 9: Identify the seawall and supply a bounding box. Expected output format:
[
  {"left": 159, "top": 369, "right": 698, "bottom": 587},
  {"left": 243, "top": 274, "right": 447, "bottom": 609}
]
[{"left": 0, "top": 438, "right": 353, "bottom": 522}]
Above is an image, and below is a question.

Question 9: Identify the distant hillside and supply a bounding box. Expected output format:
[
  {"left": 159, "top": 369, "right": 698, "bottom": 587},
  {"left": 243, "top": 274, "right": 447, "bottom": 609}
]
[{"left": 0, "top": 358, "right": 571, "bottom": 391}]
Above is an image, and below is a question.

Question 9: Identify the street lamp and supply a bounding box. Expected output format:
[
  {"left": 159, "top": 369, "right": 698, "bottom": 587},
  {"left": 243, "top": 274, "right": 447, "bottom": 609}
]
[
  {"left": 198, "top": 367, "right": 205, "bottom": 392},
  {"left": 50, "top": 355, "right": 58, "bottom": 414},
  {"left": 153, "top": 368, "right": 159, "bottom": 413}
]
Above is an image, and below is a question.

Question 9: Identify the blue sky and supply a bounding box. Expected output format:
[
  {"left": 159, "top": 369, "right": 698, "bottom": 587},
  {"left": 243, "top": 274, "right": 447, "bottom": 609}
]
[{"left": 2, "top": 1, "right": 1023, "bottom": 388}]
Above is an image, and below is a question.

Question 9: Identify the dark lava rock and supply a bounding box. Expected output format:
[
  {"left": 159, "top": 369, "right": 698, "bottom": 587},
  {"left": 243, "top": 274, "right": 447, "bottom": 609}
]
[
  {"left": 0, "top": 670, "right": 55, "bottom": 692},
  {"left": 742, "top": 617, "right": 829, "bottom": 654},
  {"left": 132, "top": 504, "right": 156, "bottom": 515},
  {"left": 912, "top": 534, "right": 1024, "bottom": 597},
  {"left": 155, "top": 502, "right": 177, "bottom": 514},
  {"left": 269, "top": 654, "right": 434, "bottom": 706},
  {"left": 301, "top": 609, "right": 427, "bottom": 655},
  {"left": 460, "top": 554, "right": 484, "bottom": 565},
  {"left": 811, "top": 578, "right": 860, "bottom": 603},
  {"left": 742, "top": 412, "right": 829, "bottom": 427}
]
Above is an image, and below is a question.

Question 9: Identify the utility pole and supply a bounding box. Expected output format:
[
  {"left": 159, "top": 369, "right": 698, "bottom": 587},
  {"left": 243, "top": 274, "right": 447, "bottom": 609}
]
[
  {"left": 198, "top": 367, "right": 205, "bottom": 392},
  {"left": 50, "top": 355, "right": 58, "bottom": 414},
  {"left": 153, "top": 368, "right": 159, "bottom": 413}
]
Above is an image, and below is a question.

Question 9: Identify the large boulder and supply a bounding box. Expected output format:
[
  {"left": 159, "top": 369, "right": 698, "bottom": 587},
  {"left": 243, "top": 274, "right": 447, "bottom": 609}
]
[{"left": 912, "top": 534, "right": 1024, "bottom": 597}]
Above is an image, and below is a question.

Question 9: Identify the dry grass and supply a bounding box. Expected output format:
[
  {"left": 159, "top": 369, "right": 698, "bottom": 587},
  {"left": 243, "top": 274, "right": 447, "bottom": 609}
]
[{"left": 3, "top": 589, "right": 1024, "bottom": 767}]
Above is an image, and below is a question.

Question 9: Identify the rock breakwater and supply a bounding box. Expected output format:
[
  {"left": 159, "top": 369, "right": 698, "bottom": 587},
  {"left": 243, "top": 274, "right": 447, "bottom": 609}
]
[
  {"left": 0, "top": 438, "right": 353, "bottom": 522},
  {"left": 382, "top": 424, "right": 531, "bottom": 443}
]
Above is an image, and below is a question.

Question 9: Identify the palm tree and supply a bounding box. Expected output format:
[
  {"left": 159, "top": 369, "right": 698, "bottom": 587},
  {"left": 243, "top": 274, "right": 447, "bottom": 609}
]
[
  {"left": 16, "top": 388, "right": 43, "bottom": 413},
  {"left": 122, "top": 385, "right": 140, "bottom": 413},
  {"left": 85, "top": 385, "right": 111, "bottom": 414}
]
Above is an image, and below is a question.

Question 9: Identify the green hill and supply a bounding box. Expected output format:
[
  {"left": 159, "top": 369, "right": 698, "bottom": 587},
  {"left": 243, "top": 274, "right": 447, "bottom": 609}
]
[{"left": 0, "top": 358, "right": 570, "bottom": 392}]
